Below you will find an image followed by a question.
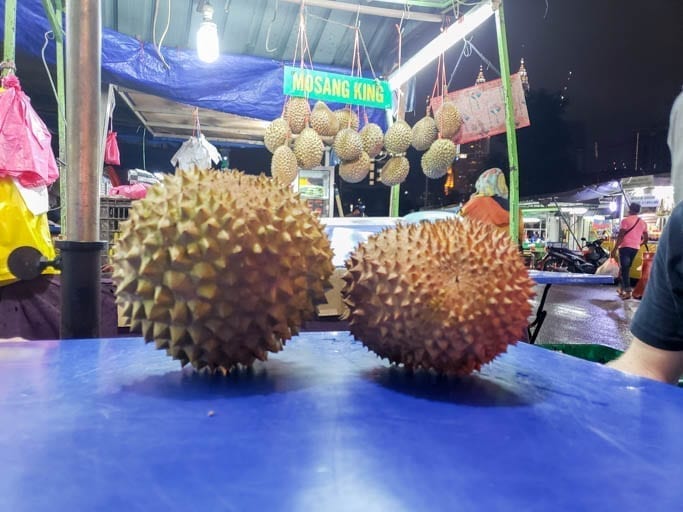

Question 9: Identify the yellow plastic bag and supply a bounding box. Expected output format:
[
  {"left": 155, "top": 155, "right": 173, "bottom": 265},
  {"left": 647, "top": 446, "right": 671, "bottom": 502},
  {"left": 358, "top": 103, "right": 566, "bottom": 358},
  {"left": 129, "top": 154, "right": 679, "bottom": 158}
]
[{"left": 0, "top": 177, "right": 58, "bottom": 285}]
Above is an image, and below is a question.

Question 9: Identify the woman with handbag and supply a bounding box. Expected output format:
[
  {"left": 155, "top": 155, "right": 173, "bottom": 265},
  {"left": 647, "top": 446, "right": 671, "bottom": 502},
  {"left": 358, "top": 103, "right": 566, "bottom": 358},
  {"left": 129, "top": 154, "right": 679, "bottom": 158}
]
[{"left": 610, "top": 202, "right": 649, "bottom": 299}]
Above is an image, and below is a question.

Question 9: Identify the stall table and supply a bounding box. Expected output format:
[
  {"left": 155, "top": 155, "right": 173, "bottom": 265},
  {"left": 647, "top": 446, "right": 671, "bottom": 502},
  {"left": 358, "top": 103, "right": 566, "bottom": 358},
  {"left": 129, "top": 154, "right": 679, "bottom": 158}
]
[
  {"left": 0, "top": 333, "right": 681, "bottom": 511},
  {"left": 528, "top": 270, "right": 615, "bottom": 343}
]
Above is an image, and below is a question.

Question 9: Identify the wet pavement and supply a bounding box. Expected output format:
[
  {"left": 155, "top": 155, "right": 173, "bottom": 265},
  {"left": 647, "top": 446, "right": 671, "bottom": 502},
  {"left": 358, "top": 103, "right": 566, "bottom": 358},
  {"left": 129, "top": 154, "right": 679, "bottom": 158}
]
[{"left": 530, "top": 282, "right": 638, "bottom": 351}]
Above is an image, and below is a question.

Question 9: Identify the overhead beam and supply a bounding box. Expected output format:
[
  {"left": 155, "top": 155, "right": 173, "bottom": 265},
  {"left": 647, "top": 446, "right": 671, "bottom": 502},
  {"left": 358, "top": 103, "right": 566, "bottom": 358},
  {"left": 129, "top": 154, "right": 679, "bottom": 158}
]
[{"left": 279, "top": 0, "right": 442, "bottom": 23}]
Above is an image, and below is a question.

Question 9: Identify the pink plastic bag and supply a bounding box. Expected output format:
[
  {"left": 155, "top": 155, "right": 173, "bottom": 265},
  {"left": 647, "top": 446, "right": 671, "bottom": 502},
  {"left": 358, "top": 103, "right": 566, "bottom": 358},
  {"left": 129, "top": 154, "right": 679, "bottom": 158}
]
[
  {"left": 0, "top": 75, "right": 59, "bottom": 187},
  {"left": 109, "top": 183, "right": 147, "bottom": 199},
  {"left": 104, "top": 131, "right": 120, "bottom": 165},
  {"left": 595, "top": 257, "right": 619, "bottom": 278}
]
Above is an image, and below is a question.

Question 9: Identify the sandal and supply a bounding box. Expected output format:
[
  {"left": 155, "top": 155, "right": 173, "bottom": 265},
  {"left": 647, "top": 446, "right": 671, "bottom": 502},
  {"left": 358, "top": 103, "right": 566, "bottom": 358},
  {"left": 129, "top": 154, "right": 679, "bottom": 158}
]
[{"left": 621, "top": 291, "right": 632, "bottom": 300}]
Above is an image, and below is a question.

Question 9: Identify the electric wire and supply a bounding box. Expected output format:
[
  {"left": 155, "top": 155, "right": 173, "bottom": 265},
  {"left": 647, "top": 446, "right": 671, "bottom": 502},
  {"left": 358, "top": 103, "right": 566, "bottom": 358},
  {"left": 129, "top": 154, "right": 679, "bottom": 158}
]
[
  {"left": 41, "top": 31, "right": 66, "bottom": 126},
  {"left": 265, "top": 0, "right": 280, "bottom": 53},
  {"left": 151, "top": 0, "right": 170, "bottom": 69}
]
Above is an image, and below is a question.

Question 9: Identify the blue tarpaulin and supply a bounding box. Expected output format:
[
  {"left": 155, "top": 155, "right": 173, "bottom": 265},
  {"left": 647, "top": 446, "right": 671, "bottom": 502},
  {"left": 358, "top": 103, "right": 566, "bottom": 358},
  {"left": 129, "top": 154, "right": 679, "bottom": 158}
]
[{"left": 5, "top": 0, "right": 387, "bottom": 129}]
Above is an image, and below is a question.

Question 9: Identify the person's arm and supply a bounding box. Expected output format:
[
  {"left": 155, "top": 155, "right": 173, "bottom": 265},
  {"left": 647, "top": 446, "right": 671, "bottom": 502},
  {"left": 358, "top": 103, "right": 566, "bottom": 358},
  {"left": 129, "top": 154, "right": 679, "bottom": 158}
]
[
  {"left": 642, "top": 226, "right": 649, "bottom": 245},
  {"left": 608, "top": 339, "right": 683, "bottom": 384}
]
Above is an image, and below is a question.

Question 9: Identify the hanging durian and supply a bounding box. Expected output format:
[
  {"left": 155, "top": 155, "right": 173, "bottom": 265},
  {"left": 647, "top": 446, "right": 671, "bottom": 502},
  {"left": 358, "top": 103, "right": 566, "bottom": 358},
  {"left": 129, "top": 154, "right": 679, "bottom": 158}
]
[
  {"left": 334, "top": 107, "right": 360, "bottom": 131},
  {"left": 339, "top": 151, "right": 371, "bottom": 183},
  {"left": 421, "top": 139, "right": 457, "bottom": 179},
  {"left": 310, "top": 101, "right": 339, "bottom": 137},
  {"left": 360, "top": 123, "right": 385, "bottom": 158},
  {"left": 333, "top": 128, "right": 363, "bottom": 162},
  {"left": 113, "top": 170, "right": 334, "bottom": 373},
  {"left": 342, "top": 217, "right": 534, "bottom": 376},
  {"left": 411, "top": 115, "right": 438, "bottom": 151},
  {"left": 271, "top": 145, "right": 298, "bottom": 186},
  {"left": 434, "top": 101, "right": 462, "bottom": 139},
  {"left": 263, "top": 118, "right": 291, "bottom": 154},
  {"left": 384, "top": 119, "right": 412, "bottom": 155},
  {"left": 294, "top": 127, "right": 325, "bottom": 169},
  {"left": 285, "top": 97, "right": 310, "bottom": 134},
  {"left": 380, "top": 156, "right": 409, "bottom": 187}
]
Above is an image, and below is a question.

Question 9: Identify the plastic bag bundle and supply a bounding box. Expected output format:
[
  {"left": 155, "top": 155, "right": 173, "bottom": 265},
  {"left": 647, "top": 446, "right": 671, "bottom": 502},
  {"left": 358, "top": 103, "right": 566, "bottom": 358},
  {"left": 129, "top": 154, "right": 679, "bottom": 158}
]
[
  {"left": 170, "top": 134, "right": 221, "bottom": 172},
  {"left": 595, "top": 257, "right": 619, "bottom": 278},
  {"left": 0, "top": 75, "right": 59, "bottom": 187}
]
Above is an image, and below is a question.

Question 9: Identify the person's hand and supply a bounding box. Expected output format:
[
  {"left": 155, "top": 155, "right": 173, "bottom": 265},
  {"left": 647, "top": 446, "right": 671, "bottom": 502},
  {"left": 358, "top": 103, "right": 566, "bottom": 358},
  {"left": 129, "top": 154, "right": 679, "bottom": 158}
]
[{"left": 610, "top": 249, "right": 616, "bottom": 258}]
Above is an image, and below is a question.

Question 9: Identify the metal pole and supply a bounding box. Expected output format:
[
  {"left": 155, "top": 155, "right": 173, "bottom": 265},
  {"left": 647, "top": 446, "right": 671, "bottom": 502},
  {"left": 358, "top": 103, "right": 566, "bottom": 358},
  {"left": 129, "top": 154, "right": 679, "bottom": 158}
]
[
  {"left": 3, "top": 0, "right": 16, "bottom": 63},
  {"left": 56, "top": 0, "right": 106, "bottom": 339},
  {"left": 494, "top": 1, "right": 520, "bottom": 244},
  {"left": 55, "top": 1, "right": 67, "bottom": 229}
]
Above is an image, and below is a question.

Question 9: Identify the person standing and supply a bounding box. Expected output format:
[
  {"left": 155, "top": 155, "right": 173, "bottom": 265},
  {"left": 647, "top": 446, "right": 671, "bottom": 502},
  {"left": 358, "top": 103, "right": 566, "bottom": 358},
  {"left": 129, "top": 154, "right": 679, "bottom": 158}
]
[{"left": 610, "top": 202, "right": 648, "bottom": 299}]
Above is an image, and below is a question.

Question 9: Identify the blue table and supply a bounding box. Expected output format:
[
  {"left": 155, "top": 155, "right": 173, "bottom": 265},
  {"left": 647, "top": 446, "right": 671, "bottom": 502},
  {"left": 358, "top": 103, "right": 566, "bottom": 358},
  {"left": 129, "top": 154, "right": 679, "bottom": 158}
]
[
  {"left": 0, "top": 333, "right": 681, "bottom": 511},
  {"left": 527, "top": 271, "right": 615, "bottom": 343}
]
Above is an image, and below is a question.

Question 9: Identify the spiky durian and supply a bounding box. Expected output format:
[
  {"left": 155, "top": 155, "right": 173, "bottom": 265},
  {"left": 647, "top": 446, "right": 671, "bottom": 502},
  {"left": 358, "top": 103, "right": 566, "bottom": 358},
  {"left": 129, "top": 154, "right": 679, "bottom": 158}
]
[
  {"left": 113, "top": 170, "right": 334, "bottom": 373},
  {"left": 411, "top": 115, "right": 438, "bottom": 151},
  {"left": 360, "top": 123, "right": 385, "bottom": 158},
  {"left": 384, "top": 120, "right": 412, "bottom": 155},
  {"left": 380, "top": 156, "right": 409, "bottom": 187},
  {"left": 310, "top": 101, "right": 339, "bottom": 137},
  {"left": 271, "top": 145, "right": 298, "bottom": 186},
  {"left": 263, "top": 118, "right": 291, "bottom": 153},
  {"left": 434, "top": 101, "right": 462, "bottom": 139},
  {"left": 285, "top": 97, "right": 310, "bottom": 134},
  {"left": 293, "top": 127, "right": 325, "bottom": 169},
  {"left": 421, "top": 139, "right": 457, "bottom": 179},
  {"left": 339, "top": 151, "right": 371, "bottom": 183},
  {"left": 333, "top": 128, "right": 363, "bottom": 161},
  {"left": 342, "top": 217, "right": 534, "bottom": 375},
  {"left": 334, "top": 108, "right": 360, "bottom": 131}
]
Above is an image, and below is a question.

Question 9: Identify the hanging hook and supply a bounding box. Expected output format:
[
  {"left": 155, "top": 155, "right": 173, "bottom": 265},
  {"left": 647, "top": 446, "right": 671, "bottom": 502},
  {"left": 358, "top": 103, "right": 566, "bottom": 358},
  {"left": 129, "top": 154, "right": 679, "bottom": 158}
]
[{"left": 265, "top": 0, "right": 279, "bottom": 52}]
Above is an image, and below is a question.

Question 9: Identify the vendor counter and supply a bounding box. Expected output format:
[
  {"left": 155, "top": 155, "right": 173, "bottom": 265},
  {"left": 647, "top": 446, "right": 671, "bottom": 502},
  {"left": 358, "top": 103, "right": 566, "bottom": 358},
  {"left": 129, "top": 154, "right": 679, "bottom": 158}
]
[{"left": 0, "top": 332, "right": 681, "bottom": 511}]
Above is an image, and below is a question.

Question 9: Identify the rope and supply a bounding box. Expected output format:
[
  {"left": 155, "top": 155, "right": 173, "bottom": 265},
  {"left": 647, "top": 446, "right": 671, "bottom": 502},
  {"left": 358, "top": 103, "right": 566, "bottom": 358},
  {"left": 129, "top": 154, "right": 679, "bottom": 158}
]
[
  {"left": 41, "top": 32, "right": 66, "bottom": 126},
  {"left": 151, "top": 0, "right": 170, "bottom": 70}
]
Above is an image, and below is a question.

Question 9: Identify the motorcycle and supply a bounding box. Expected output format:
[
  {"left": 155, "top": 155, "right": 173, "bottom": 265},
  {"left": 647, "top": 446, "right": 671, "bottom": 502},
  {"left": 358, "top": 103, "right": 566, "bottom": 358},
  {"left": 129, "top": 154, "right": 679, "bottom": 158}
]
[{"left": 536, "top": 238, "right": 609, "bottom": 274}]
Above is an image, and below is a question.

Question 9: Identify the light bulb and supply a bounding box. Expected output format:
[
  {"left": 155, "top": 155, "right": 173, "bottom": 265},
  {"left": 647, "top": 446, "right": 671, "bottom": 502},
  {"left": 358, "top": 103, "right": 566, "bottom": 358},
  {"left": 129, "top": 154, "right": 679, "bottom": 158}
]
[
  {"left": 609, "top": 201, "right": 617, "bottom": 212},
  {"left": 197, "top": 20, "right": 219, "bottom": 63}
]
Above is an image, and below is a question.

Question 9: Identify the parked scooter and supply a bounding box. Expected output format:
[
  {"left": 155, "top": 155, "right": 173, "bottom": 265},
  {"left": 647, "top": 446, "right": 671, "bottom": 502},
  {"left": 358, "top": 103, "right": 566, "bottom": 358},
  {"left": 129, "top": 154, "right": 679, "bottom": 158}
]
[{"left": 536, "top": 238, "right": 609, "bottom": 274}]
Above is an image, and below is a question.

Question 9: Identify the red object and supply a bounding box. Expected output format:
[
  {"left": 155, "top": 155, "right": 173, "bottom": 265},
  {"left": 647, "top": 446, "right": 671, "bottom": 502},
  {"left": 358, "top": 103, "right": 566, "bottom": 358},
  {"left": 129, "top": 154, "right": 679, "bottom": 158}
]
[
  {"left": 109, "top": 183, "right": 147, "bottom": 199},
  {"left": 632, "top": 252, "right": 655, "bottom": 300},
  {"left": 104, "top": 131, "right": 120, "bottom": 165},
  {"left": 0, "top": 75, "right": 59, "bottom": 187}
]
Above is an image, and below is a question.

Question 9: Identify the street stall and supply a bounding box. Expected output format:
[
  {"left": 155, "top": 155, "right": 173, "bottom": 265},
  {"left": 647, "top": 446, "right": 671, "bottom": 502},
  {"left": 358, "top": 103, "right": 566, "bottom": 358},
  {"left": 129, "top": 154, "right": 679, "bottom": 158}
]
[{"left": 3, "top": 2, "right": 682, "bottom": 510}]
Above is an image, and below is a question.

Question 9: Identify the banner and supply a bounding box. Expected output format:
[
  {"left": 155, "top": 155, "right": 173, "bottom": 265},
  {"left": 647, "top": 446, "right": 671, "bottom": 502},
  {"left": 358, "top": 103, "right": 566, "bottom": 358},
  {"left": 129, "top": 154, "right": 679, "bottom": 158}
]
[
  {"left": 283, "top": 66, "right": 392, "bottom": 110},
  {"left": 430, "top": 73, "right": 530, "bottom": 144}
]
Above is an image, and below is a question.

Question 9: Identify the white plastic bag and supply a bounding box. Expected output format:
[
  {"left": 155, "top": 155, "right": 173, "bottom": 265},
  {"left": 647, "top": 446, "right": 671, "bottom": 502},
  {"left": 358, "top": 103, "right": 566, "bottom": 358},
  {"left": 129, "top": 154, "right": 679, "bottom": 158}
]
[{"left": 595, "top": 257, "right": 619, "bottom": 278}]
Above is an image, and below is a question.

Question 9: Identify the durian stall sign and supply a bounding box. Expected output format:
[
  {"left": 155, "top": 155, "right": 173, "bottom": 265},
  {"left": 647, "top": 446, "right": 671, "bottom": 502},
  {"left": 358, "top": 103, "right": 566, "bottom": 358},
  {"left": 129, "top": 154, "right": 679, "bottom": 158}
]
[{"left": 283, "top": 66, "right": 391, "bottom": 110}]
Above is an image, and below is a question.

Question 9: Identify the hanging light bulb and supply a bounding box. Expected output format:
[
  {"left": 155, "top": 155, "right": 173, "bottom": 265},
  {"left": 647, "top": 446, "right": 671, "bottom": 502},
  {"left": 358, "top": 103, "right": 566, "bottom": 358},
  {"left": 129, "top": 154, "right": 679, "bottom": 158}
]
[{"left": 196, "top": 1, "right": 219, "bottom": 63}]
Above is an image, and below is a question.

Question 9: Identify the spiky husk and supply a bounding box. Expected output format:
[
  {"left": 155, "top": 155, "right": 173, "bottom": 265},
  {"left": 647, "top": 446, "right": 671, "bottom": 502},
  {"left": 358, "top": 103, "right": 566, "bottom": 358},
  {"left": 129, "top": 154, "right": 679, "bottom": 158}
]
[
  {"left": 434, "top": 101, "right": 462, "bottom": 139},
  {"left": 264, "top": 118, "right": 291, "bottom": 153},
  {"left": 339, "top": 151, "right": 371, "bottom": 183},
  {"left": 293, "top": 127, "right": 325, "bottom": 169},
  {"left": 271, "top": 145, "right": 298, "bottom": 185},
  {"left": 342, "top": 218, "right": 534, "bottom": 375},
  {"left": 333, "top": 128, "right": 363, "bottom": 161},
  {"left": 360, "top": 123, "right": 385, "bottom": 158},
  {"left": 384, "top": 120, "right": 412, "bottom": 155},
  {"left": 113, "top": 170, "right": 334, "bottom": 373},
  {"left": 380, "top": 156, "right": 409, "bottom": 187},
  {"left": 421, "top": 139, "right": 457, "bottom": 179},
  {"left": 411, "top": 116, "right": 438, "bottom": 151},
  {"left": 310, "top": 101, "right": 339, "bottom": 137},
  {"left": 285, "top": 97, "right": 310, "bottom": 134},
  {"left": 334, "top": 108, "right": 360, "bottom": 131}
]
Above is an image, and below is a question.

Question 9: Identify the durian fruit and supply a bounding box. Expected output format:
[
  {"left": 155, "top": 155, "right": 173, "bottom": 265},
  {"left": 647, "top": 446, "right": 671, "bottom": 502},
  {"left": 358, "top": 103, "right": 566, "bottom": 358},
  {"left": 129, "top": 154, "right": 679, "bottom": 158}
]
[
  {"left": 421, "top": 139, "right": 457, "bottom": 179},
  {"left": 339, "top": 151, "right": 371, "bottom": 183},
  {"left": 293, "top": 127, "right": 325, "bottom": 169},
  {"left": 411, "top": 115, "right": 438, "bottom": 151},
  {"left": 285, "top": 97, "right": 310, "bottom": 134},
  {"left": 271, "top": 145, "right": 298, "bottom": 185},
  {"left": 360, "top": 123, "right": 385, "bottom": 158},
  {"left": 341, "top": 217, "right": 534, "bottom": 376},
  {"left": 384, "top": 120, "right": 412, "bottom": 155},
  {"left": 113, "top": 169, "right": 334, "bottom": 373},
  {"left": 380, "top": 156, "right": 409, "bottom": 187},
  {"left": 334, "top": 107, "right": 360, "bottom": 131},
  {"left": 310, "top": 101, "right": 339, "bottom": 137},
  {"left": 434, "top": 101, "right": 462, "bottom": 139},
  {"left": 264, "top": 118, "right": 291, "bottom": 153},
  {"left": 333, "top": 128, "right": 363, "bottom": 161}
]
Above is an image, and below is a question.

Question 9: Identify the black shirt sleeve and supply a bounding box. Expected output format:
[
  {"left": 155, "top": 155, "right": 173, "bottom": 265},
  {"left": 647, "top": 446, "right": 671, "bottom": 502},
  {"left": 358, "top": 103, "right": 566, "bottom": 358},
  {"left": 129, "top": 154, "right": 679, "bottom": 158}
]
[{"left": 630, "top": 202, "right": 683, "bottom": 351}]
